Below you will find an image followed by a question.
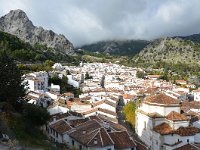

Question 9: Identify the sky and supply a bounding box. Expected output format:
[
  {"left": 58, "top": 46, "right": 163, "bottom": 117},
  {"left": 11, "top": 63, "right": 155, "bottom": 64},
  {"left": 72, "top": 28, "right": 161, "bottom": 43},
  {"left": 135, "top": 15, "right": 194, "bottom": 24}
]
[{"left": 0, "top": 0, "right": 200, "bottom": 47}]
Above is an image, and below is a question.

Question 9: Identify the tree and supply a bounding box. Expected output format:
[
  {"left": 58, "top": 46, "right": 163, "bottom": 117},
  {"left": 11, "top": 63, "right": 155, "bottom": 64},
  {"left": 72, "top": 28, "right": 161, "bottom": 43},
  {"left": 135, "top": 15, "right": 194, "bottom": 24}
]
[
  {"left": 44, "top": 60, "right": 54, "bottom": 67},
  {"left": 136, "top": 71, "right": 146, "bottom": 79},
  {"left": 85, "top": 72, "right": 93, "bottom": 80},
  {"left": 0, "top": 51, "right": 27, "bottom": 110},
  {"left": 60, "top": 76, "right": 68, "bottom": 93},
  {"left": 123, "top": 102, "right": 136, "bottom": 127},
  {"left": 80, "top": 74, "right": 84, "bottom": 84},
  {"left": 22, "top": 104, "right": 50, "bottom": 128},
  {"left": 101, "top": 75, "right": 105, "bottom": 88}
]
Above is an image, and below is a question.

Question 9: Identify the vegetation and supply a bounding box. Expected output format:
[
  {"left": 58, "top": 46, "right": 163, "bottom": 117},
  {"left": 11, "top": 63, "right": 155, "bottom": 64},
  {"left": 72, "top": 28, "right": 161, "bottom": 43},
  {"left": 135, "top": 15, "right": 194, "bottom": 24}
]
[
  {"left": 0, "top": 51, "right": 52, "bottom": 149},
  {"left": 0, "top": 31, "right": 78, "bottom": 63},
  {"left": 136, "top": 71, "right": 146, "bottom": 79},
  {"left": 85, "top": 72, "right": 93, "bottom": 80},
  {"left": 79, "top": 40, "right": 149, "bottom": 56},
  {"left": 0, "top": 51, "right": 27, "bottom": 111},
  {"left": 49, "top": 75, "right": 82, "bottom": 97},
  {"left": 22, "top": 104, "right": 50, "bottom": 128},
  {"left": 123, "top": 102, "right": 136, "bottom": 128}
]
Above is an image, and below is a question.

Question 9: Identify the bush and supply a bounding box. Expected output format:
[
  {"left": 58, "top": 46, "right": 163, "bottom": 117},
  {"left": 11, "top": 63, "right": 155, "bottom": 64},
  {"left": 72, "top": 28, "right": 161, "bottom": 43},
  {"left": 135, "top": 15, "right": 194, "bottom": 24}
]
[{"left": 22, "top": 104, "right": 50, "bottom": 128}]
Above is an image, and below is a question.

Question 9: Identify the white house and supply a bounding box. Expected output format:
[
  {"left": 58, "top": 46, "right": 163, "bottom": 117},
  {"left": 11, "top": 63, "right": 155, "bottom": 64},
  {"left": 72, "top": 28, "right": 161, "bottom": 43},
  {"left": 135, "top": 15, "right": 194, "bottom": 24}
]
[
  {"left": 193, "top": 89, "right": 200, "bottom": 101},
  {"left": 136, "top": 93, "right": 200, "bottom": 150},
  {"left": 25, "top": 71, "right": 48, "bottom": 92},
  {"left": 67, "top": 75, "right": 79, "bottom": 88},
  {"left": 45, "top": 113, "right": 138, "bottom": 150}
]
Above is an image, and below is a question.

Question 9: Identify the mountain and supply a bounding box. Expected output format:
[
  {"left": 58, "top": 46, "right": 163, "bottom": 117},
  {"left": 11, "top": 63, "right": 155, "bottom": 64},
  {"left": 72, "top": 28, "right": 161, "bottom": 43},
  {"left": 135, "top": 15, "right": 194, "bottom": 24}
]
[
  {"left": 133, "top": 37, "right": 200, "bottom": 66},
  {"left": 79, "top": 40, "right": 149, "bottom": 56},
  {"left": 0, "top": 31, "right": 77, "bottom": 62},
  {"left": 175, "top": 33, "right": 200, "bottom": 43},
  {"left": 0, "top": 9, "right": 75, "bottom": 56}
]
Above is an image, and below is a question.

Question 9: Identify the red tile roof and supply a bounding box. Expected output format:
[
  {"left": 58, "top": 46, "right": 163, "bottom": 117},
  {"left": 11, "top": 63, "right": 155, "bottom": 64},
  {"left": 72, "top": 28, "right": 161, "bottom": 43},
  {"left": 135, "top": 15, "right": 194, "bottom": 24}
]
[
  {"left": 50, "top": 120, "right": 72, "bottom": 134},
  {"left": 174, "top": 144, "right": 200, "bottom": 150},
  {"left": 109, "top": 131, "right": 136, "bottom": 149},
  {"left": 166, "top": 111, "right": 189, "bottom": 121},
  {"left": 144, "top": 94, "right": 180, "bottom": 105},
  {"left": 174, "top": 126, "right": 200, "bottom": 136},
  {"left": 69, "top": 120, "right": 114, "bottom": 147},
  {"left": 153, "top": 123, "right": 173, "bottom": 135},
  {"left": 154, "top": 123, "right": 200, "bottom": 136}
]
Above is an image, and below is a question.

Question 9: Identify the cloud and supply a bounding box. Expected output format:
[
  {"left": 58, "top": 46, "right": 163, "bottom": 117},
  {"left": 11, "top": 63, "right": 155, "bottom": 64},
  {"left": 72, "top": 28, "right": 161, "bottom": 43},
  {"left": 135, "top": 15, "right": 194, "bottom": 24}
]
[{"left": 0, "top": 0, "right": 200, "bottom": 46}]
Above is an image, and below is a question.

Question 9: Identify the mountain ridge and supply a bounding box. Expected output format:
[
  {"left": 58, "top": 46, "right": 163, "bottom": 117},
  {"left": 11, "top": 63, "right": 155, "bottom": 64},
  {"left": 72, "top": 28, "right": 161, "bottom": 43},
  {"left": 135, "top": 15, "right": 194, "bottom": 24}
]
[
  {"left": 79, "top": 40, "right": 149, "bottom": 56},
  {"left": 0, "top": 9, "right": 75, "bottom": 56},
  {"left": 133, "top": 37, "right": 200, "bottom": 66}
]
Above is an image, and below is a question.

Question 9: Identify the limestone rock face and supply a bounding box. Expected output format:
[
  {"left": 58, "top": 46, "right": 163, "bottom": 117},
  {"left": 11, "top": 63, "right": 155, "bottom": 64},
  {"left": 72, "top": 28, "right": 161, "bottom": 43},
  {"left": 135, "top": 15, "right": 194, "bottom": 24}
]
[{"left": 0, "top": 9, "right": 75, "bottom": 55}]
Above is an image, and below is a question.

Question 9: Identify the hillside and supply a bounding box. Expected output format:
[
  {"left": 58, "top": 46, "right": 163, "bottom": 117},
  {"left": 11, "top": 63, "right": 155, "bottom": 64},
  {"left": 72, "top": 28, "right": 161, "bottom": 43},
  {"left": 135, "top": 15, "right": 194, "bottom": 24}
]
[
  {"left": 0, "top": 31, "right": 77, "bottom": 62},
  {"left": 79, "top": 40, "right": 149, "bottom": 56},
  {"left": 133, "top": 37, "right": 200, "bottom": 66},
  {"left": 175, "top": 33, "right": 200, "bottom": 43},
  {"left": 0, "top": 9, "right": 75, "bottom": 56}
]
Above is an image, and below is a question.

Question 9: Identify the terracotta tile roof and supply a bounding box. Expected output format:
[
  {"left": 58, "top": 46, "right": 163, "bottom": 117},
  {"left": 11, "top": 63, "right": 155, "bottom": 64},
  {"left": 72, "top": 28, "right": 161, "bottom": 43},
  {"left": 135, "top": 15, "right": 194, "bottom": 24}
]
[
  {"left": 109, "top": 96, "right": 118, "bottom": 102},
  {"left": 185, "top": 110, "right": 199, "bottom": 117},
  {"left": 147, "top": 75, "right": 161, "bottom": 78},
  {"left": 137, "top": 109, "right": 164, "bottom": 118},
  {"left": 153, "top": 123, "right": 173, "bottom": 135},
  {"left": 82, "top": 108, "right": 117, "bottom": 117},
  {"left": 92, "top": 100, "right": 116, "bottom": 108},
  {"left": 174, "top": 144, "right": 200, "bottom": 150},
  {"left": 109, "top": 131, "right": 136, "bottom": 149},
  {"left": 181, "top": 101, "right": 200, "bottom": 111},
  {"left": 69, "top": 118, "right": 89, "bottom": 127},
  {"left": 69, "top": 120, "right": 114, "bottom": 147},
  {"left": 174, "top": 126, "right": 200, "bottom": 136},
  {"left": 50, "top": 120, "right": 72, "bottom": 134},
  {"left": 61, "top": 92, "right": 74, "bottom": 97},
  {"left": 176, "top": 80, "right": 187, "bottom": 84},
  {"left": 193, "top": 89, "right": 200, "bottom": 92},
  {"left": 50, "top": 112, "right": 71, "bottom": 122},
  {"left": 89, "top": 116, "right": 126, "bottom": 131},
  {"left": 98, "top": 108, "right": 117, "bottom": 116},
  {"left": 81, "top": 96, "right": 91, "bottom": 101},
  {"left": 123, "top": 94, "right": 135, "bottom": 99},
  {"left": 144, "top": 94, "right": 180, "bottom": 105},
  {"left": 82, "top": 108, "right": 98, "bottom": 115},
  {"left": 166, "top": 111, "right": 189, "bottom": 121},
  {"left": 154, "top": 123, "right": 200, "bottom": 136}
]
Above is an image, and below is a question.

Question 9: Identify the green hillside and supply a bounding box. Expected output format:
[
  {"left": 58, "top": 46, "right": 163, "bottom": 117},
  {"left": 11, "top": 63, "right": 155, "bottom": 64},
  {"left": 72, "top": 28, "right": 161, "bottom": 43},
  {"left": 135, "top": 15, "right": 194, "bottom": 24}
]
[
  {"left": 0, "top": 31, "right": 76, "bottom": 63},
  {"left": 79, "top": 40, "right": 149, "bottom": 57}
]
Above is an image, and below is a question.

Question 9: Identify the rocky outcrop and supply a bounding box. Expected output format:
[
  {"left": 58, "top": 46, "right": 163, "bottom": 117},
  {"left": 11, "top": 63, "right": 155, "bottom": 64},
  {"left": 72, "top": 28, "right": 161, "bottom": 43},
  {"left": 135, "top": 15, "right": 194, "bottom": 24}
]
[{"left": 0, "top": 9, "right": 75, "bottom": 55}]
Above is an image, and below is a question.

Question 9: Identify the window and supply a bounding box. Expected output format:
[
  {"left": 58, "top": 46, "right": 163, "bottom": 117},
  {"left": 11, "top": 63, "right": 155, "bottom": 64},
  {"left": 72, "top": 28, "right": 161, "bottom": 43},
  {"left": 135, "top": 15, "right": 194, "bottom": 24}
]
[
  {"left": 79, "top": 145, "right": 82, "bottom": 150},
  {"left": 187, "top": 139, "right": 189, "bottom": 143},
  {"left": 144, "top": 121, "right": 146, "bottom": 130},
  {"left": 56, "top": 132, "right": 58, "bottom": 138},
  {"left": 156, "top": 140, "right": 158, "bottom": 145},
  {"left": 72, "top": 140, "right": 74, "bottom": 146}
]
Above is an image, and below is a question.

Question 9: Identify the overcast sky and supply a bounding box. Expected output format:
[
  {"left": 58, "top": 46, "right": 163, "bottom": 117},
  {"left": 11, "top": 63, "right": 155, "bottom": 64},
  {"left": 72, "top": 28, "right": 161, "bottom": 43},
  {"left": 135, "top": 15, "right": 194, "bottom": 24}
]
[{"left": 0, "top": 0, "right": 200, "bottom": 46}]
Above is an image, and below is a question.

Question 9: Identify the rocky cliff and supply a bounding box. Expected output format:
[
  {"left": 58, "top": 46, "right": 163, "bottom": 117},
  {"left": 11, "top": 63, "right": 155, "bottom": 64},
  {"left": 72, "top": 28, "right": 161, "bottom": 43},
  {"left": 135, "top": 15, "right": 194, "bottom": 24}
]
[{"left": 0, "top": 9, "right": 75, "bottom": 55}]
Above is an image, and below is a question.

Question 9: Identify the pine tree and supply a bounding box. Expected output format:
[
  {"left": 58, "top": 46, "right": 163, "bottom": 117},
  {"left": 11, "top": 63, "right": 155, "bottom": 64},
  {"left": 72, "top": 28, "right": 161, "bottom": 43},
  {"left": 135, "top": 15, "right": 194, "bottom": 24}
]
[{"left": 0, "top": 51, "right": 27, "bottom": 110}]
